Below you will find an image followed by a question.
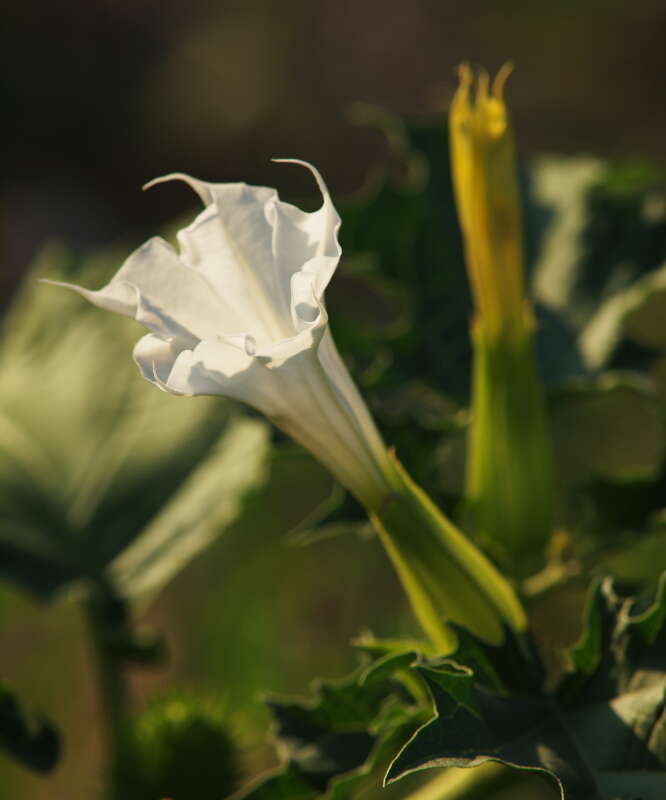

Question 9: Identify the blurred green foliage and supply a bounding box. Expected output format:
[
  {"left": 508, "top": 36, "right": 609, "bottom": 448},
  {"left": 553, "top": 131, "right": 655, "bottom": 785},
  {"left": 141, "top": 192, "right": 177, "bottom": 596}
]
[
  {"left": 244, "top": 574, "right": 666, "bottom": 800},
  {"left": 1, "top": 103, "right": 666, "bottom": 798}
]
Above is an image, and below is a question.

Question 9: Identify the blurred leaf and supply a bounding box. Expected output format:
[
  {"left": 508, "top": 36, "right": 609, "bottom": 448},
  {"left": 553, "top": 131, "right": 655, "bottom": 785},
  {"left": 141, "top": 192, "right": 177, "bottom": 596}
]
[
  {"left": 327, "top": 263, "right": 412, "bottom": 349},
  {"left": 623, "top": 265, "right": 666, "bottom": 350},
  {"left": 0, "top": 246, "right": 270, "bottom": 605},
  {"left": 579, "top": 262, "right": 666, "bottom": 370},
  {"left": 0, "top": 537, "right": 79, "bottom": 600},
  {"left": 110, "top": 416, "right": 269, "bottom": 604},
  {"left": 0, "top": 682, "right": 59, "bottom": 773},
  {"left": 558, "top": 574, "right": 666, "bottom": 703},
  {"left": 284, "top": 482, "right": 370, "bottom": 548},
  {"left": 530, "top": 156, "right": 666, "bottom": 364},
  {"left": 387, "top": 576, "right": 666, "bottom": 800},
  {"left": 529, "top": 156, "right": 607, "bottom": 331},
  {"left": 600, "top": 524, "right": 666, "bottom": 585},
  {"left": 550, "top": 373, "right": 664, "bottom": 486},
  {"left": 340, "top": 108, "right": 473, "bottom": 402}
]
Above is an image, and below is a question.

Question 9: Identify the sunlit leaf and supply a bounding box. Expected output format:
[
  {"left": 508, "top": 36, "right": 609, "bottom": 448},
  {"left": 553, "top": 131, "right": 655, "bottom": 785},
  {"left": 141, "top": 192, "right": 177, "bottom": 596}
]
[
  {"left": 0, "top": 247, "right": 267, "bottom": 603},
  {"left": 110, "top": 417, "right": 269, "bottom": 603}
]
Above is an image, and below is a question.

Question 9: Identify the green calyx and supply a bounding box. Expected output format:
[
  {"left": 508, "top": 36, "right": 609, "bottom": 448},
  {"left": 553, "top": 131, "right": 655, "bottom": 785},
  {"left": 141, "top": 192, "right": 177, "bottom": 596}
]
[
  {"left": 369, "top": 454, "right": 526, "bottom": 652},
  {"left": 465, "top": 316, "right": 556, "bottom": 563}
]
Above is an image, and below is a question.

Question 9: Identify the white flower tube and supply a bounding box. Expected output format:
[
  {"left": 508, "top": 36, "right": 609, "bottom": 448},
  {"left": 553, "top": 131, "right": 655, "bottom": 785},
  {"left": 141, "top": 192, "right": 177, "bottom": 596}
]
[
  {"left": 47, "top": 161, "right": 397, "bottom": 510},
  {"left": 47, "top": 160, "right": 526, "bottom": 650}
]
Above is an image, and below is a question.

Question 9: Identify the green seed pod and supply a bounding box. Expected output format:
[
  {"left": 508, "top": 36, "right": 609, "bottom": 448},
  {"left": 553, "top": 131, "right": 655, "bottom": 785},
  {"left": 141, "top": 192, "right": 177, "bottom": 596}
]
[{"left": 111, "top": 693, "right": 241, "bottom": 800}]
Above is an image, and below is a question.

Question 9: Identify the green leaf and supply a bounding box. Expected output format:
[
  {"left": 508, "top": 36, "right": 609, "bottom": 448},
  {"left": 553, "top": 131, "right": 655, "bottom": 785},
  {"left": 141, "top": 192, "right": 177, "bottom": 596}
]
[
  {"left": 339, "top": 110, "right": 475, "bottom": 404},
  {"left": 622, "top": 264, "right": 666, "bottom": 351},
  {"left": 549, "top": 373, "right": 665, "bottom": 487},
  {"left": 600, "top": 525, "right": 666, "bottom": 585},
  {"left": 0, "top": 682, "right": 59, "bottom": 773},
  {"left": 558, "top": 573, "right": 666, "bottom": 704},
  {"left": 360, "top": 650, "right": 418, "bottom": 687},
  {"left": 0, "top": 248, "right": 268, "bottom": 602},
  {"left": 108, "top": 416, "right": 269, "bottom": 604},
  {"left": 528, "top": 156, "right": 607, "bottom": 334},
  {"left": 443, "top": 624, "right": 544, "bottom": 697},
  {"left": 579, "top": 263, "right": 666, "bottom": 370},
  {"left": 232, "top": 657, "right": 426, "bottom": 800},
  {"left": 530, "top": 156, "right": 666, "bottom": 374},
  {"left": 386, "top": 576, "right": 666, "bottom": 800},
  {"left": 0, "top": 537, "right": 79, "bottom": 600},
  {"left": 386, "top": 665, "right": 596, "bottom": 799}
]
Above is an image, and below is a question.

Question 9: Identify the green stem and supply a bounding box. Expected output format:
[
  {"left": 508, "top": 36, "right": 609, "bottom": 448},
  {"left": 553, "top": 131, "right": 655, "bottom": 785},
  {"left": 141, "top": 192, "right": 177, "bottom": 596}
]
[{"left": 84, "top": 583, "right": 131, "bottom": 781}]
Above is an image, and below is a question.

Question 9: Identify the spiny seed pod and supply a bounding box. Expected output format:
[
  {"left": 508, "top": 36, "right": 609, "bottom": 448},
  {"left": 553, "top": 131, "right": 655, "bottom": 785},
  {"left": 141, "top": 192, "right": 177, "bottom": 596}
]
[{"left": 111, "top": 693, "right": 241, "bottom": 800}]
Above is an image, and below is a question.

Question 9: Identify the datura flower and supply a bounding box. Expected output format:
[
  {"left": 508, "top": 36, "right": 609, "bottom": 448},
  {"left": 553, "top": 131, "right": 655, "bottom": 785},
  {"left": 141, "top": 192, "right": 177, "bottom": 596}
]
[
  {"left": 47, "top": 161, "right": 393, "bottom": 511},
  {"left": 48, "top": 160, "right": 525, "bottom": 650}
]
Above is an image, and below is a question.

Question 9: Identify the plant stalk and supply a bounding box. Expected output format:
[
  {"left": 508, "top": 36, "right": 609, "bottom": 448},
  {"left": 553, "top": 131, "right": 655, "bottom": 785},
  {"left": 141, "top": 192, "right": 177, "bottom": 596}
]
[{"left": 84, "top": 582, "right": 131, "bottom": 780}]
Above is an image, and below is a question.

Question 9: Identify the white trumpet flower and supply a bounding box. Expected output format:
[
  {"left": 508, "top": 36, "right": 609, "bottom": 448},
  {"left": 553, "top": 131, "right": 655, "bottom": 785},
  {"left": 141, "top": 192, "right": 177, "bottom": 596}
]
[
  {"left": 46, "top": 160, "right": 398, "bottom": 510},
  {"left": 47, "top": 159, "right": 527, "bottom": 650}
]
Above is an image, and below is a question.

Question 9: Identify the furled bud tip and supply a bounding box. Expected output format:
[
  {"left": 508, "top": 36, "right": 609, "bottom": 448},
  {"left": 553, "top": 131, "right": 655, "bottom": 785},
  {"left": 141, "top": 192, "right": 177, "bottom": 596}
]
[{"left": 449, "top": 63, "right": 527, "bottom": 341}]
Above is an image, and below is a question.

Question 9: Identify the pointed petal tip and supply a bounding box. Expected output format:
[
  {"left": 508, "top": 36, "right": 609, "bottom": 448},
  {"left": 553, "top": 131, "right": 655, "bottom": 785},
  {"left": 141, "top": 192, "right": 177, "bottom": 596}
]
[
  {"left": 271, "top": 158, "right": 322, "bottom": 178},
  {"left": 39, "top": 277, "right": 86, "bottom": 293},
  {"left": 142, "top": 173, "right": 212, "bottom": 205},
  {"left": 271, "top": 157, "right": 309, "bottom": 166},
  {"left": 142, "top": 173, "right": 189, "bottom": 192},
  {"left": 270, "top": 158, "right": 332, "bottom": 208}
]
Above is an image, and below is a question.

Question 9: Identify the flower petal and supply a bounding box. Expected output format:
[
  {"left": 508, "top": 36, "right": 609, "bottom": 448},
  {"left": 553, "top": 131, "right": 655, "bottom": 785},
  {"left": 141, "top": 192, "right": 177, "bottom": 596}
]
[
  {"left": 151, "top": 176, "right": 289, "bottom": 345},
  {"left": 44, "top": 238, "right": 225, "bottom": 346},
  {"left": 290, "top": 270, "right": 323, "bottom": 332},
  {"left": 145, "top": 161, "right": 342, "bottom": 345},
  {"left": 162, "top": 331, "right": 390, "bottom": 508},
  {"left": 175, "top": 198, "right": 287, "bottom": 345},
  {"left": 133, "top": 334, "right": 190, "bottom": 389},
  {"left": 165, "top": 338, "right": 266, "bottom": 400},
  {"left": 316, "top": 328, "right": 390, "bottom": 471},
  {"left": 269, "top": 159, "right": 342, "bottom": 299}
]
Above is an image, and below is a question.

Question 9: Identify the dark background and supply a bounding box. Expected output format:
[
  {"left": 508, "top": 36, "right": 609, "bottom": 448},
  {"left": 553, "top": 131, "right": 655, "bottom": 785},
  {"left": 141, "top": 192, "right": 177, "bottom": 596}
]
[{"left": 2, "top": 0, "right": 666, "bottom": 302}]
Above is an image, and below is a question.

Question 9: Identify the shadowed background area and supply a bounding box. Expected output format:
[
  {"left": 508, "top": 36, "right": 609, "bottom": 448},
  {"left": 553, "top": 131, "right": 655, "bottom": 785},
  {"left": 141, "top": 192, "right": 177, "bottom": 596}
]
[
  {"left": 1, "top": 2, "right": 666, "bottom": 798},
  {"left": 2, "top": 0, "right": 666, "bottom": 302}
]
